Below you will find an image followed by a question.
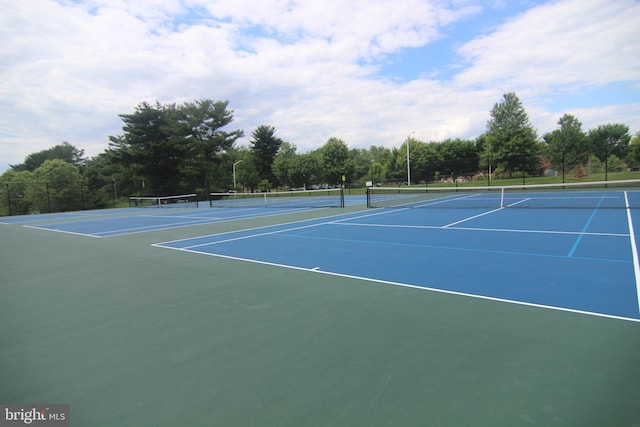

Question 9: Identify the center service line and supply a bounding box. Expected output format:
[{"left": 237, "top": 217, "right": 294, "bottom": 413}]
[
  {"left": 567, "top": 195, "right": 605, "bottom": 258},
  {"left": 441, "top": 198, "right": 530, "bottom": 229}
]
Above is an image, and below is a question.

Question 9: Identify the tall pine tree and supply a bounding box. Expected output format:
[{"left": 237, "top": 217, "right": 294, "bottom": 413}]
[{"left": 250, "top": 125, "right": 283, "bottom": 187}]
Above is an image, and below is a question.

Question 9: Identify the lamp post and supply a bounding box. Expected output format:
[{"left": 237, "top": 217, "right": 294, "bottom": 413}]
[
  {"left": 488, "top": 153, "right": 492, "bottom": 187},
  {"left": 406, "top": 132, "right": 415, "bottom": 186},
  {"left": 233, "top": 160, "right": 243, "bottom": 191}
]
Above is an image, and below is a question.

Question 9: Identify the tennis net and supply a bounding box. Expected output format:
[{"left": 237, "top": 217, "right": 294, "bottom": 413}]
[
  {"left": 366, "top": 179, "right": 640, "bottom": 209},
  {"left": 129, "top": 194, "right": 199, "bottom": 208},
  {"left": 209, "top": 188, "right": 345, "bottom": 208}
]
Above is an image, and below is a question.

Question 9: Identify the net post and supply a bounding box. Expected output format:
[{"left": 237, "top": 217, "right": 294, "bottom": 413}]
[
  {"left": 366, "top": 187, "right": 371, "bottom": 208},
  {"left": 500, "top": 187, "right": 505, "bottom": 208}
]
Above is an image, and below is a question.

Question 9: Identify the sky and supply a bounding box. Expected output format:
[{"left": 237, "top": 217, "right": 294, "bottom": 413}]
[{"left": 1, "top": 0, "right": 639, "bottom": 173}]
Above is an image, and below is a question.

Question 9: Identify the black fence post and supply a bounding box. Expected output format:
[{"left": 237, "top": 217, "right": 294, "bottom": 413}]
[
  {"left": 6, "top": 183, "right": 12, "bottom": 216},
  {"left": 112, "top": 179, "right": 116, "bottom": 208},
  {"left": 46, "top": 182, "right": 52, "bottom": 213},
  {"left": 7, "top": 183, "right": 11, "bottom": 216},
  {"left": 80, "top": 183, "right": 85, "bottom": 210}
]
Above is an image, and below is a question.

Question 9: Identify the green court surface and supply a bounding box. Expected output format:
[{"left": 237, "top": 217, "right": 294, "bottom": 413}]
[{"left": 1, "top": 207, "right": 640, "bottom": 426}]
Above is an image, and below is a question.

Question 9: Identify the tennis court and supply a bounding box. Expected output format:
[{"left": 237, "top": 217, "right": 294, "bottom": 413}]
[
  {"left": 1, "top": 184, "right": 640, "bottom": 425},
  {"left": 6, "top": 189, "right": 358, "bottom": 238},
  {"left": 155, "top": 192, "right": 640, "bottom": 321},
  {"left": 15, "top": 206, "right": 318, "bottom": 238}
]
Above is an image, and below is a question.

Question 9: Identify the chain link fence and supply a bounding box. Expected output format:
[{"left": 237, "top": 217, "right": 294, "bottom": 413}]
[{"left": 0, "top": 181, "right": 116, "bottom": 216}]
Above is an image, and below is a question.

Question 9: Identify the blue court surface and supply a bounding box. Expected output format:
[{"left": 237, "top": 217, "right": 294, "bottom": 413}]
[
  {"left": 5, "top": 190, "right": 640, "bottom": 321},
  {"left": 154, "top": 205, "right": 640, "bottom": 322},
  {"left": 4, "top": 194, "right": 364, "bottom": 237},
  {"left": 7, "top": 206, "right": 320, "bottom": 237}
]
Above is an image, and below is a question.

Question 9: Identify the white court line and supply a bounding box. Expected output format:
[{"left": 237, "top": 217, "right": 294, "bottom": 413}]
[
  {"left": 333, "top": 222, "right": 629, "bottom": 238},
  {"left": 415, "top": 193, "right": 480, "bottom": 208},
  {"left": 442, "top": 198, "right": 530, "bottom": 228},
  {"left": 624, "top": 191, "right": 640, "bottom": 314},
  {"left": 23, "top": 225, "right": 102, "bottom": 238},
  {"left": 155, "top": 243, "right": 640, "bottom": 323},
  {"left": 22, "top": 213, "right": 261, "bottom": 238},
  {"left": 153, "top": 209, "right": 366, "bottom": 246},
  {"left": 80, "top": 207, "right": 327, "bottom": 237},
  {"left": 141, "top": 214, "right": 221, "bottom": 220},
  {"left": 180, "top": 221, "right": 330, "bottom": 249},
  {"left": 174, "top": 207, "right": 424, "bottom": 249},
  {"left": 372, "top": 192, "right": 477, "bottom": 209},
  {"left": 98, "top": 209, "right": 306, "bottom": 237},
  {"left": 112, "top": 207, "right": 352, "bottom": 238},
  {"left": 442, "top": 207, "right": 503, "bottom": 228},
  {"left": 329, "top": 207, "right": 410, "bottom": 223},
  {"left": 94, "top": 218, "right": 224, "bottom": 236}
]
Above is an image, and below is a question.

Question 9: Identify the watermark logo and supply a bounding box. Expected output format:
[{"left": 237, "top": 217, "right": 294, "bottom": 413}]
[{"left": 0, "top": 405, "right": 69, "bottom": 426}]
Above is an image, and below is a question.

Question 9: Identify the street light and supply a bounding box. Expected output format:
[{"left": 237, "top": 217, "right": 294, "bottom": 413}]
[
  {"left": 407, "top": 131, "right": 415, "bottom": 186},
  {"left": 233, "top": 160, "right": 243, "bottom": 191}
]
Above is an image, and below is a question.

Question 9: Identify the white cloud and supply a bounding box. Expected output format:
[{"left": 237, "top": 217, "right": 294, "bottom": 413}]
[
  {"left": 0, "top": 0, "right": 638, "bottom": 170},
  {"left": 455, "top": 0, "right": 640, "bottom": 90}
]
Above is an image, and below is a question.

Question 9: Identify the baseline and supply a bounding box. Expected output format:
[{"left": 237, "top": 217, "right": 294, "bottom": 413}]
[
  {"left": 152, "top": 208, "right": 639, "bottom": 322},
  {"left": 18, "top": 206, "right": 318, "bottom": 238},
  {"left": 155, "top": 239, "right": 640, "bottom": 324}
]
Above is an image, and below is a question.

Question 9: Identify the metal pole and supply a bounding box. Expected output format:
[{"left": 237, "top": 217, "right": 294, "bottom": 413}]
[
  {"left": 6, "top": 183, "right": 12, "bottom": 216},
  {"left": 605, "top": 138, "right": 609, "bottom": 184},
  {"left": 562, "top": 151, "right": 565, "bottom": 188},
  {"left": 112, "top": 179, "right": 116, "bottom": 208},
  {"left": 233, "top": 160, "right": 243, "bottom": 191},
  {"left": 46, "top": 182, "right": 51, "bottom": 213},
  {"left": 406, "top": 132, "right": 415, "bottom": 186},
  {"left": 407, "top": 137, "right": 410, "bottom": 186}
]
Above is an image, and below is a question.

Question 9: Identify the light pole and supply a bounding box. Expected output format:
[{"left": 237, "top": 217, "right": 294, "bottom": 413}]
[
  {"left": 406, "top": 132, "right": 415, "bottom": 186},
  {"left": 233, "top": 160, "right": 243, "bottom": 191}
]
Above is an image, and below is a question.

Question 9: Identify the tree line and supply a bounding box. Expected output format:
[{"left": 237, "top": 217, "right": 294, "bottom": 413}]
[{"left": 1, "top": 93, "right": 638, "bottom": 215}]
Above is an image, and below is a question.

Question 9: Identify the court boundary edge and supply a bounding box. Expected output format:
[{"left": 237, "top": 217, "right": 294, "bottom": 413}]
[
  {"left": 152, "top": 242, "right": 640, "bottom": 324},
  {"left": 624, "top": 191, "right": 640, "bottom": 314}
]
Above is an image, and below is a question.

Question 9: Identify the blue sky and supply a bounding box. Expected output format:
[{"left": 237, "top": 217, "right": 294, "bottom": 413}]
[
  {"left": 1, "top": 0, "right": 639, "bottom": 173},
  {"left": 375, "top": 2, "right": 525, "bottom": 82}
]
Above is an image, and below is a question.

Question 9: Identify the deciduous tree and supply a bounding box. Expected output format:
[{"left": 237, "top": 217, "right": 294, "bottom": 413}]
[
  {"left": 11, "top": 142, "right": 85, "bottom": 172},
  {"left": 318, "top": 137, "right": 351, "bottom": 185},
  {"left": 626, "top": 132, "right": 640, "bottom": 167},
  {"left": 543, "top": 114, "right": 588, "bottom": 171},
  {"left": 28, "top": 159, "right": 83, "bottom": 212},
  {"left": 485, "top": 93, "right": 541, "bottom": 178},
  {"left": 588, "top": 123, "right": 631, "bottom": 180},
  {"left": 272, "top": 142, "right": 297, "bottom": 188}
]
